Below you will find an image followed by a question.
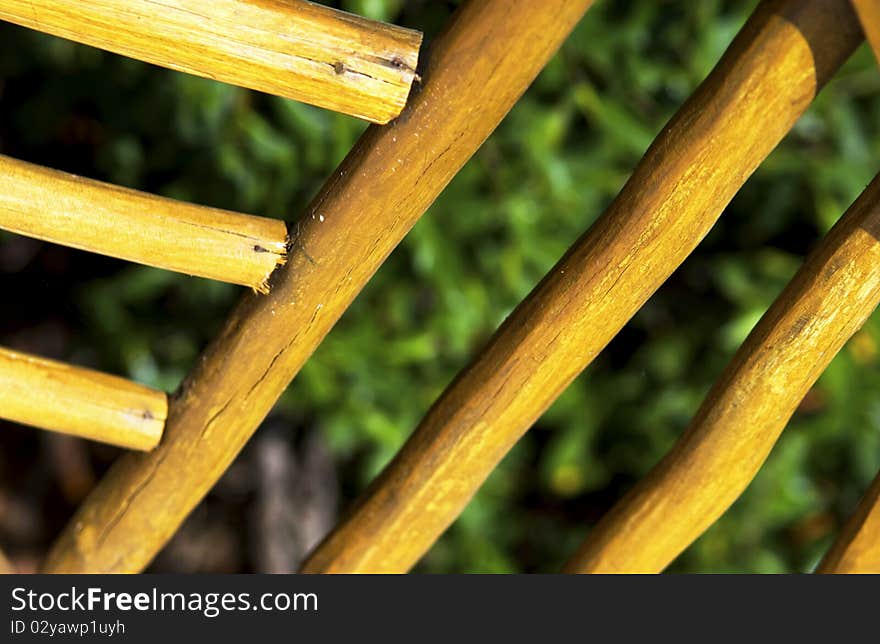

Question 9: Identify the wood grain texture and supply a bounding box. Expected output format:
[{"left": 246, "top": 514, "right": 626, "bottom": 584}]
[
  {"left": 0, "top": 346, "right": 166, "bottom": 450},
  {"left": 817, "top": 468, "right": 880, "bottom": 573},
  {"left": 42, "top": 0, "right": 595, "bottom": 573},
  {"left": 0, "top": 155, "right": 287, "bottom": 292},
  {"left": 852, "top": 0, "right": 880, "bottom": 63},
  {"left": 565, "top": 173, "right": 880, "bottom": 574},
  {"left": 0, "top": 0, "right": 421, "bottom": 124},
  {"left": 300, "top": 0, "right": 864, "bottom": 574}
]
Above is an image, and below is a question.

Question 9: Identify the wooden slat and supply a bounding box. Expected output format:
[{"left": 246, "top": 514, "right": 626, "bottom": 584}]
[
  {"left": 0, "top": 346, "right": 166, "bottom": 450},
  {"left": 565, "top": 173, "right": 880, "bottom": 573},
  {"left": 852, "top": 0, "right": 880, "bottom": 63},
  {"left": 41, "top": 0, "right": 596, "bottom": 573},
  {"left": 0, "top": 155, "right": 287, "bottom": 292},
  {"left": 299, "top": 0, "right": 864, "bottom": 573},
  {"left": 0, "top": 0, "right": 421, "bottom": 124},
  {"left": 817, "top": 469, "right": 880, "bottom": 573}
]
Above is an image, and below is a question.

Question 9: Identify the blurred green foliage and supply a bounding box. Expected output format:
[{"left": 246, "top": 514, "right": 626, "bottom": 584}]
[{"left": 1, "top": 0, "right": 880, "bottom": 572}]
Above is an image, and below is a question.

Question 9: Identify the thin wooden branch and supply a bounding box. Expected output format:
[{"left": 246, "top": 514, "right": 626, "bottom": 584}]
[
  {"left": 299, "top": 0, "right": 864, "bottom": 573},
  {"left": 565, "top": 173, "right": 880, "bottom": 573},
  {"left": 42, "top": 0, "right": 596, "bottom": 573},
  {"left": 0, "top": 155, "right": 287, "bottom": 292},
  {"left": 0, "top": 346, "right": 166, "bottom": 450},
  {"left": 852, "top": 0, "right": 880, "bottom": 63},
  {"left": 0, "top": 0, "right": 421, "bottom": 124},
  {"left": 817, "top": 469, "right": 880, "bottom": 573}
]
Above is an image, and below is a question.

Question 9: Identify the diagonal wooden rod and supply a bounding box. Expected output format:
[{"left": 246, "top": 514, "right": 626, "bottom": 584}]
[
  {"left": 565, "top": 172, "right": 880, "bottom": 573},
  {"left": 42, "top": 0, "right": 596, "bottom": 573},
  {"left": 852, "top": 0, "right": 880, "bottom": 63},
  {"left": 817, "top": 468, "right": 880, "bottom": 573},
  {"left": 300, "top": 0, "right": 864, "bottom": 574},
  {"left": 0, "top": 346, "right": 166, "bottom": 450},
  {"left": 0, "top": 0, "right": 422, "bottom": 124},
  {"left": 0, "top": 155, "right": 287, "bottom": 292}
]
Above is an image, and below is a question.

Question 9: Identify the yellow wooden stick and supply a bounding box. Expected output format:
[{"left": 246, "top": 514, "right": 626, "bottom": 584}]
[
  {"left": 817, "top": 469, "right": 880, "bottom": 573},
  {"left": 298, "top": 0, "right": 864, "bottom": 574},
  {"left": 0, "top": 155, "right": 287, "bottom": 292},
  {"left": 852, "top": 0, "right": 880, "bottom": 64},
  {"left": 0, "top": 0, "right": 421, "bottom": 124},
  {"left": 565, "top": 173, "right": 880, "bottom": 573},
  {"left": 0, "top": 346, "right": 166, "bottom": 451},
  {"left": 41, "top": 0, "right": 596, "bottom": 573}
]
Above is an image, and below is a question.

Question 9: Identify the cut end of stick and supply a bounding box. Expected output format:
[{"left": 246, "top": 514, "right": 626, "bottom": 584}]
[
  {"left": 250, "top": 240, "right": 288, "bottom": 295},
  {"left": 129, "top": 396, "right": 168, "bottom": 452}
]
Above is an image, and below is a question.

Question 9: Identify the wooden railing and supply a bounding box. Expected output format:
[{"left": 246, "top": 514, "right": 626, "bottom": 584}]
[
  {"left": 565, "top": 171, "right": 880, "bottom": 573},
  {"left": 0, "top": 0, "right": 877, "bottom": 574},
  {"left": 301, "top": 0, "right": 866, "bottom": 573}
]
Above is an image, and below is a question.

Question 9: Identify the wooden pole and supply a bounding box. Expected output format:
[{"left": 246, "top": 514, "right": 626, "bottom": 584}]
[
  {"left": 42, "top": 0, "right": 596, "bottom": 573},
  {"left": 817, "top": 469, "right": 880, "bottom": 573},
  {"left": 0, "top": 0, "right": 421, "bottom": 124},
  {"left": 0, "top": 346, "right": 166, "bottom": 450},
  {"left": 300, "top": 0, "right": 864, "bottom": 573},
  {"left": 852, "top": 0, "right": 880, "bottom": 63},
  {"left": 0, "top": 155, "right": 287, "bottom": 292},
  {"left": 564, "top": 172, "right": 880, "bottom": 573}
]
